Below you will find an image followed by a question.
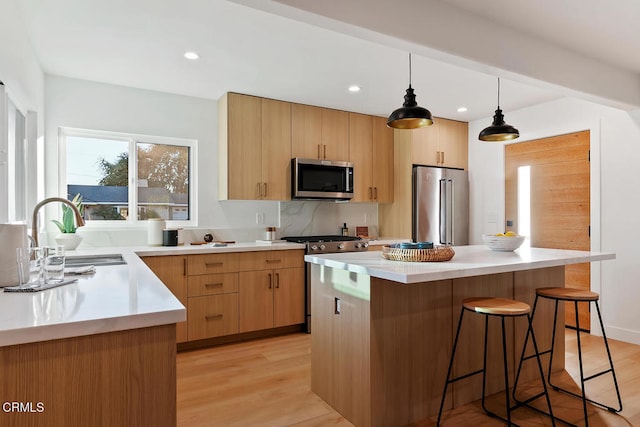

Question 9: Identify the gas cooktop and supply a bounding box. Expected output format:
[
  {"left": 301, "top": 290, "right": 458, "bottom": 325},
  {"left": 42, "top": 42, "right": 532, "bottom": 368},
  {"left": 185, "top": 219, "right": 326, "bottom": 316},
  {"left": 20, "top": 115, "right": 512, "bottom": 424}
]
[
  {"left": 282, "top": 235, "right": 368, "bottom": 254},
  {"left": 282, "top": 235, "right": 362, "bottom": 243}
]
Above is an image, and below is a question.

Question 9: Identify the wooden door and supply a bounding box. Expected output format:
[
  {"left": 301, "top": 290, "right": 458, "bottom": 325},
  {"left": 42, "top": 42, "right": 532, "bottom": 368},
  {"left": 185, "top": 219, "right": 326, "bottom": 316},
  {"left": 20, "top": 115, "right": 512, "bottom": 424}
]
[
  {"left": 291, "top": 103, "right": 322, "bottom": 159},
  {"left": 141, "top": 255, "right": 188, "bottom": 343},
  {"left": 273, "top": 267, "right": 305, "bottom": 327},
  {"left": 226, "top": 93, "right": 262, "bottom": 199},
  {"left": 372, "top": 116, "right": 394, "bottom": 203},
  {"left": 410, "top": 123, "right": 439, "bottom": 166},
  {"left": 238, "top": 270, "right": 274, "bottom": 332},
  {"left": 261, "top": 98, "right": 291, "bottom": 200},
  {"left": 349, "top": 112, "right": 373, "bottom": 202},
  {"left": 505, "top": 131, "right": 591, "bottom": 329},
  {"left": 439, "top": 119, "right": 468, "bottom": 169}
]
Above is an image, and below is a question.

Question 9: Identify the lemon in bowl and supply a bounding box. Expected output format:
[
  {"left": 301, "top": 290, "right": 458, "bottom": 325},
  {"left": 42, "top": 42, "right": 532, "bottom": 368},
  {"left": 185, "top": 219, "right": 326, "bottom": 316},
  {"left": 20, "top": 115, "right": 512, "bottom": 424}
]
[{"left": 482, "top": 233, "right": 525, "bottom": 251}]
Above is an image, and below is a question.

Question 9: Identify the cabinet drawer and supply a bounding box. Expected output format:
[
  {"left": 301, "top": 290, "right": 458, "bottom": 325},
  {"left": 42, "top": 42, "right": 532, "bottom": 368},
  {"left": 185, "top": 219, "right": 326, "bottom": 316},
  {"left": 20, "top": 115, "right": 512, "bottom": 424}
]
[
  {"left": 187, "top": 293, "right": 239, "bottom": 341},
  {"left": 238, "top": 249, "right": 305, "bottom": 271},
  {"left": 187, "top": 253, "right": 239, "bottom": 275},
  {"left": 188, "top": 273, "right": 238, "bottom": 297}
]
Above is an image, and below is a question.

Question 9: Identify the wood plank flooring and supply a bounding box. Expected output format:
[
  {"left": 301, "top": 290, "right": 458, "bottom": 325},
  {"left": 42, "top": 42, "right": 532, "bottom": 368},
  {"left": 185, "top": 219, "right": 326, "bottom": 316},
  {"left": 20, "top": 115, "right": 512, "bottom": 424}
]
[{"left": 177, "top": 331, "right": 640, "bottom": 426}]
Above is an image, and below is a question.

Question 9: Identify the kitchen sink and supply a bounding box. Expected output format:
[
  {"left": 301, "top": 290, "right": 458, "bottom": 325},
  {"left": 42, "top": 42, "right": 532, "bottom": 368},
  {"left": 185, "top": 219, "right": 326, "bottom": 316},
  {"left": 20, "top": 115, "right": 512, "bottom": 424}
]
[{"left": 65, "top": 254, "right": 127, "bottom": 267}]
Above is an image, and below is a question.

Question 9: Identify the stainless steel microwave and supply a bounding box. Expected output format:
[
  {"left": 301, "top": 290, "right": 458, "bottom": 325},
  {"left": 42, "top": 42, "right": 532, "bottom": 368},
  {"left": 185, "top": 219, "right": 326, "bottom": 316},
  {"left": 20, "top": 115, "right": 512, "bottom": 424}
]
[{"left": 291, "top": 158, "right": 354, "bottom": 200}]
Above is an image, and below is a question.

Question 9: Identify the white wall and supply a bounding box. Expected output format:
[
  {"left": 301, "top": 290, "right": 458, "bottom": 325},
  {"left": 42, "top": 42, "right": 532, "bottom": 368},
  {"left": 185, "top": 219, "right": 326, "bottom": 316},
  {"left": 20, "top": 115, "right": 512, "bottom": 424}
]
[
  {"left": 44, "top": 76, "right": 378, "bottom": 245},
  {"left": 468, "top": 97, "right": 640, "bottom": 344}
]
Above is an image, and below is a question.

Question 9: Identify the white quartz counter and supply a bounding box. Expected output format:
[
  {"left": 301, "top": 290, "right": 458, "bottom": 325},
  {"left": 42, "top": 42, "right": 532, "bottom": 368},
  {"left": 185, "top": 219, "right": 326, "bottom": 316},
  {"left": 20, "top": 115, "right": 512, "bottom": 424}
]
[
  {"left": 0, "top": 241, "right": 305, "bottom": 347},
  {"left": 305, "top": 245, "right": 615, "bottom": 284}
]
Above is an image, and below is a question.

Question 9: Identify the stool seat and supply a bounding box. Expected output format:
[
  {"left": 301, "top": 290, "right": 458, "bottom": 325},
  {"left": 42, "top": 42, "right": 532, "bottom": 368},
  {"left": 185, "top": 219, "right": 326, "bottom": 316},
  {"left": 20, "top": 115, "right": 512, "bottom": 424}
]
[
  {"left": 463, "top": 297, "right": 531, "bottom": 316},
  {"left": 536, "top": 287, "right": 599, "bottom": 301}
]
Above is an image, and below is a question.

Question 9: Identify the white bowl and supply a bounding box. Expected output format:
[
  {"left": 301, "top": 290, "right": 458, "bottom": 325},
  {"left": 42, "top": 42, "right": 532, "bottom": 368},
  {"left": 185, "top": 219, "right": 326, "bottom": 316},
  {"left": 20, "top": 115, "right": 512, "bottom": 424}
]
[{"left": 482, "top": 234, "right": 525, "bottom": 251}]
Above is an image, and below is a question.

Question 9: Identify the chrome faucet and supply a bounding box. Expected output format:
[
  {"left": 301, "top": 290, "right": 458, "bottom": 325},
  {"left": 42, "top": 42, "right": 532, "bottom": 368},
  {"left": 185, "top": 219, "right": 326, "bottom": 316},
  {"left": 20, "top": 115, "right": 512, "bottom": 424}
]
[{"left": 31, "top": 197, "right": 86, "bottom": 247}]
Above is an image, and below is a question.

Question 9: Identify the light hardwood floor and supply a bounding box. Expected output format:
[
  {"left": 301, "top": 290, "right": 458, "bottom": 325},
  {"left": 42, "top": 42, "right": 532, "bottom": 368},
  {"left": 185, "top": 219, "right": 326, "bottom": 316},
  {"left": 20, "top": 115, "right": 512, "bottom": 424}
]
[{"left": 177, "top": 331, "right": 640, "bottom": 426}]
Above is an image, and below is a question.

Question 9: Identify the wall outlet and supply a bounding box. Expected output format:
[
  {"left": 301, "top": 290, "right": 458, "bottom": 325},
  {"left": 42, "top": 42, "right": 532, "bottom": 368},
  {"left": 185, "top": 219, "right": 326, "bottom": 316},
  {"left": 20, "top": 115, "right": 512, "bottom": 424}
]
[{"left": 255, "top": 212, "right": 265, "bottom": 224}]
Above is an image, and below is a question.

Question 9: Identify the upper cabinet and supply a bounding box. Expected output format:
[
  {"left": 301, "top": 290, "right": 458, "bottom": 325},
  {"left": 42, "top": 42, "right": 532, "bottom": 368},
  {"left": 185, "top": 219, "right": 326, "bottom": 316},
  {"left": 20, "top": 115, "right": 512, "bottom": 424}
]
[
  {"left": 410, "top": 118, "right": 468, "bottom": 169},
  {"left": 349, "top": 114, "right": 394, "bottom": 203},
  {"left": 219, "top": 93, "right": 291, "bottom": 200},
  {"left": 291, "top": 103, "right": 349, "bottom": 161}
]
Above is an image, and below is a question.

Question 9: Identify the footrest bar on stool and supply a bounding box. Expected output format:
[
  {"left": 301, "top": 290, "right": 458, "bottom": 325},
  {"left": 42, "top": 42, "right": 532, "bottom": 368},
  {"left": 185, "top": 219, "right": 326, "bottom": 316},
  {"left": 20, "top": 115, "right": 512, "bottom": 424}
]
[
  {"left": 550, "top": 384, "right": 622, "bottom": 413},
  {"left": 583, "top": 368, "right": 613, "bottom": 382},
  {"left": 445, "top": 368, "right": 485, "bottom": 384}
]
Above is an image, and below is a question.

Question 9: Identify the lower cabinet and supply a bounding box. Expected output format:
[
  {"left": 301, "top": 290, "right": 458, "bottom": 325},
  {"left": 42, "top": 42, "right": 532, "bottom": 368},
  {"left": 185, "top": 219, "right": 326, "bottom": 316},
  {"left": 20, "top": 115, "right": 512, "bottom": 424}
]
[
  {"left": 238, "top": 267, "right": 305, "bottom": 333},
  {"left": 144, "top": 249, "right": 305, "bottom": 346}
]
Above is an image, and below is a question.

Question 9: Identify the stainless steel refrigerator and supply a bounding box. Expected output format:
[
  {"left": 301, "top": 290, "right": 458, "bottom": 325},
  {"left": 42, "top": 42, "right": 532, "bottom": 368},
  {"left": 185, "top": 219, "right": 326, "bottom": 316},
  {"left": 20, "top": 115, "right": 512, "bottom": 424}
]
[{"left": 412, "top": 165, "right": 469, "bottom": 245}]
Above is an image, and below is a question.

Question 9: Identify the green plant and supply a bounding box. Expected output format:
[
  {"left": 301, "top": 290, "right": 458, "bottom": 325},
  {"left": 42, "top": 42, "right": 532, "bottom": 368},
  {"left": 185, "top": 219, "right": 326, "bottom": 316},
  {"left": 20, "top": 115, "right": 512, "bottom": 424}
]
[{"left": 52, "top": 194, "right": 84, "bottom": 233}]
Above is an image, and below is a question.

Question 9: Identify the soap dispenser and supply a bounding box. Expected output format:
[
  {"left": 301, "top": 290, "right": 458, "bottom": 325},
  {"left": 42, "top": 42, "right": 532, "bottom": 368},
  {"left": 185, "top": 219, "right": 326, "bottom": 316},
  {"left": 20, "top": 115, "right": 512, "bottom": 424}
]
[{"left": 341, "top": 223, "right": 349, "bottom": 236}]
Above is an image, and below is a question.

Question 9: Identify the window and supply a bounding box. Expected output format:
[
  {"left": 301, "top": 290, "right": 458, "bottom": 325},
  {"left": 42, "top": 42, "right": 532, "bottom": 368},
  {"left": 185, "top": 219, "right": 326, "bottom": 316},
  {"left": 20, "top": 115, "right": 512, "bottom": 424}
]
[{"left": 60, "top": 128, "right": 196, "bottom": 226}]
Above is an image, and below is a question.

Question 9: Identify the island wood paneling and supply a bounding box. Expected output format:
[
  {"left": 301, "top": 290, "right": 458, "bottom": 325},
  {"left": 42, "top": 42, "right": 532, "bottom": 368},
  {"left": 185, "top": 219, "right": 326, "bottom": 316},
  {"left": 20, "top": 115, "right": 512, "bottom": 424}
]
[{"left": 0, "top": 325, "right": 176, "bottom": 427}]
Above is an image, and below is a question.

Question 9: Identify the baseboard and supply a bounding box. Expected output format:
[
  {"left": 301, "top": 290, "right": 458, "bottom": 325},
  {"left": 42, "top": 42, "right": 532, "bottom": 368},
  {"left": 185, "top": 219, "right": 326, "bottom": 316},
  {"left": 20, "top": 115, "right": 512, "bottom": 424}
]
[{"left": 600, "top": 324, "right": 640, "bottom": 345}]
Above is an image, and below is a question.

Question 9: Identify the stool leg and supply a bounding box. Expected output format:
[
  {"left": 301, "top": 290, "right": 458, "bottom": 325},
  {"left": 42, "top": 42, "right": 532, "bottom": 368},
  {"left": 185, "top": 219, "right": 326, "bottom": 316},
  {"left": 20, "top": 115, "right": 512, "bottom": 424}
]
[
  {"left": 527, "top": 313, "right": 557, "bottom": 426},
  {"left": 574, "top": 301, "right": 589, "bottom": 426},
  {"left": 480, "top": 315, "right": 491, "bottom": 418},
  {"left": 437, "top": 307, "right": 467, "bottom": 426},
  {"left": 513, "top": 296, "right": 540, "bottom": 396},
  {"left": 547, "top": 299, "right": 560, "bottom": 388},
  {"left": 501, "top": 316, "right": 513, "bottom": 426},
  {"left": 594, "top": 301, "right": 623, "bottom": 412}
]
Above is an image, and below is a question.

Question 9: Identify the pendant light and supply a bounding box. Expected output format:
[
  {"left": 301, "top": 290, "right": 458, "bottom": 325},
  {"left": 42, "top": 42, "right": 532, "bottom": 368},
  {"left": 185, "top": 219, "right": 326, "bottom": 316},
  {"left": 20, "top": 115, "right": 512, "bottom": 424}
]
[
  {"left": 478, "top": 77, "right": 519, "bottom": 141},
  {"left": 387, "top": 53, "right": 433, "bottom": 129}
]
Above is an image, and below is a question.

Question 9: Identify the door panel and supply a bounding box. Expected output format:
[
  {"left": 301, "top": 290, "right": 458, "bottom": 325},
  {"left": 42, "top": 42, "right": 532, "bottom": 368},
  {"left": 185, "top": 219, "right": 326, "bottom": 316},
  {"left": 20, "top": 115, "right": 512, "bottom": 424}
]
[{"left": 505, "top": 131, "right": 590, "bottom": 330}]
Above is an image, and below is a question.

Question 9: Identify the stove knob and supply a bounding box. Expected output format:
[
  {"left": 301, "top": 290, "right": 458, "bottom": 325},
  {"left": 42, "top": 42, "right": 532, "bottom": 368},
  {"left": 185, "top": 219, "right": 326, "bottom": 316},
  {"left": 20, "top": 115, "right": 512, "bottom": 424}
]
[
  {"left": 337, "top": 243, "right": 345, "bottom": 250},
  {"left": 320, "top": 244, "right": 326, "bottom": 251},
  {"left": 362, "top": 242, "right": 369, "bottom": 248},
  {"left": 355, "top": 242, "right": 362, "bottom": 249},
  {"left": 310, "top": 245, "right": 318, "bottom": 251}
]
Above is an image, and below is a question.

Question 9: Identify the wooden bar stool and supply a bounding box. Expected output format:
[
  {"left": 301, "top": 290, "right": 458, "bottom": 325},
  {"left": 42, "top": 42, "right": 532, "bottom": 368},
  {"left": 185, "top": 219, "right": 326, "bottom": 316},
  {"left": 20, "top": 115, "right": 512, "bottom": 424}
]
[
  {"left": 437, "top": 297, "right": 556, "bottom": 426},
  {"left": 514, "top": 287, "right": 622, "bottom": 427}
]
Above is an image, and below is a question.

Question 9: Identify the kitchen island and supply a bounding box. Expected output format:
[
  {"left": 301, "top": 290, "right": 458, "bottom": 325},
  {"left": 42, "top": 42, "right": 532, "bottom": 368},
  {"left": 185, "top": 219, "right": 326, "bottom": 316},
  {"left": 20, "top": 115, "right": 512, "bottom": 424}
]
[{"left": 305, "top": 245, "right": 615, "bottom": 427}]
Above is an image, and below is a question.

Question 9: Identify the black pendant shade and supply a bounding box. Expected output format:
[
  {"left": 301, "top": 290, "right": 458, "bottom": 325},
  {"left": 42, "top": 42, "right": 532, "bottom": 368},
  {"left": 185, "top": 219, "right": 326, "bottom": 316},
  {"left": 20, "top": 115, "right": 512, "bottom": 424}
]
[
  {"left": 387, "top": 54, "right": 433, "bottom": 129},
  {"left": 479, "top": 78, "right": 519, "bottom": 141}
]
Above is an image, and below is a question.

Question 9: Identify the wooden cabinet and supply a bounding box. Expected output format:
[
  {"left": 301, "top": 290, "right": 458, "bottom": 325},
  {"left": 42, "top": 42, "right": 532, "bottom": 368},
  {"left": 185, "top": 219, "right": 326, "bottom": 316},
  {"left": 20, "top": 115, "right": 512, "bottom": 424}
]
[
  {"left": 218, "top": 92, "right": 291, "bottom": 200},
  {"left": 186, "top": 252, "right": 240, "bottom": 341},
  {"left": 238, "top": 250, "right": 305, "bottom": 333},
  {"left": 349, "top": 113, "right": 394, "bottom": 202},
  {"left": 141, "top": 255, "right": 188, "bottom": 343},
  {"left": 410, "top": 118, "right": 468, "bottom": 169},
  {"left": 292, "top": 103, "right": 349, "bottom": 161}
]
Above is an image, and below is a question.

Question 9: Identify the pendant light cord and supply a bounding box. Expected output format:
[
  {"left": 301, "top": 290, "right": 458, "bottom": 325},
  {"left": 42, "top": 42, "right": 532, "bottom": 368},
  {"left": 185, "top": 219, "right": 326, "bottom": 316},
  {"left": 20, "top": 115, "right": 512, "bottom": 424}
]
[
  {"left": 409, "top": 53, "right": 412, "bottom": 88},
  {"left": 497, "top": 77, "right": 501, "bottom": 109}
]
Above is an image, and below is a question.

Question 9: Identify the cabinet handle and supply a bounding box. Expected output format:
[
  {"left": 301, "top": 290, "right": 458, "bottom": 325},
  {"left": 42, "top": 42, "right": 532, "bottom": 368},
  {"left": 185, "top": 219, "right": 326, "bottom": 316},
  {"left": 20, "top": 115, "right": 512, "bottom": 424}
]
[
  {"left": 183, "top": 258, "right": 187, "bottom": 276},
  {"left": 323, "top": 144, "right": 327, "bottom": 159},
  {"left": 441, "top": 151, "right": 445, "bottom": 164},
  {"left": 205, "top": 314, "right": 223, "bottom": 321},
  {"left": 256, "top": 182, "right": 261, "bottom": 198},
  {"left": 205, "top": 262, "right": 223, "bottom": 267},
  {"left": 374, "top": 187, "right": 378, "bottom": 200},
  {"left": 275, "top": 272, "right": 280, "bottom": 289},
  {"left": 266, "top": 259, "right": 281, "bottom": 264},
  {"left": 317, "top": 144, "right": 321, "bottom": 159},
  {"left": 368, "top": 187, "right": 372, "bottom": 200},
  {"left": 263, "top": 182, "right": 267, "bottom": 198},
  {"left": 268, "top": 273, "right": 272, "bottom": 289},
  {"left": 205, "top": 283, "right": 223, "bottom": 288}
]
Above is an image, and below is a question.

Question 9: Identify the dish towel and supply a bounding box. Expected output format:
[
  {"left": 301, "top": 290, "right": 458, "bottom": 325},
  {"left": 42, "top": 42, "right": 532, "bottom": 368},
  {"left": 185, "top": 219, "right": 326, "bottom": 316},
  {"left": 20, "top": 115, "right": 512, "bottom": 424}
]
[
  {"left": 64, "top": 265, "right": 96, "bottom": 275},
  {"left": 4, "top": 278, "right": 79, "bottom": 293}
]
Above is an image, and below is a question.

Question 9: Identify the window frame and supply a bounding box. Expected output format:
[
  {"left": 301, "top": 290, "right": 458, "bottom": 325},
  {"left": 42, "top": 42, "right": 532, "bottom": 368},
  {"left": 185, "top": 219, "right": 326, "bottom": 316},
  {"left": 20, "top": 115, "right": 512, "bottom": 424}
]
[{"left": 59, "top": 127, "right": 198, "bottom": 228}]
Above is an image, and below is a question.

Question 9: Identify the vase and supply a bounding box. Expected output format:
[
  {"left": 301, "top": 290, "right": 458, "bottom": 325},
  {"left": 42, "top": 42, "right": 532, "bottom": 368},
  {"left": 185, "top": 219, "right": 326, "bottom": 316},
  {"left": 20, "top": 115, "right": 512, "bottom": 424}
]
[{"left": 55, "top": 233, "right": 83, "bottom": 250}]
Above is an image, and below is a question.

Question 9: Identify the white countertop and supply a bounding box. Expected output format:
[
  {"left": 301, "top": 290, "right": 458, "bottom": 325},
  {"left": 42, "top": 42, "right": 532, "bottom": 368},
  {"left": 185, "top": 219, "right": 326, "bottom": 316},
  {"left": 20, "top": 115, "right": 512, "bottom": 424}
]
[
  {"left": 304, "top": 245, "right": 616, "bottom": 284},
  {"left": 0, "top": 241, "right": 305, "bottom": 347}
]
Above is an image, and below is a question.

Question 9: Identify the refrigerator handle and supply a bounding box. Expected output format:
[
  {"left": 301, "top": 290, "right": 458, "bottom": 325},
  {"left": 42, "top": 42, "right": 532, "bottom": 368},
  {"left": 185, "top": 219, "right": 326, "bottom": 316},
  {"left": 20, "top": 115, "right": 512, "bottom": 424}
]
[
  {"left": 439, "top": 179, "right": 447, "bottom": 244},
  {"left": 449, "top": 179, "right": 455, "bottom": 245}
]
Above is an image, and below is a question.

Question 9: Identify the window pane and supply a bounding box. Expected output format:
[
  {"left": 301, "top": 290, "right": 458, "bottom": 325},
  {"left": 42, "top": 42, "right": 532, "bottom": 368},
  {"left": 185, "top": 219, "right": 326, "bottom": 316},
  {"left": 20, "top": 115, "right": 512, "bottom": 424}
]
[
  {"left": 66, "top": 136, "right": 128, "bottom": 220},
  {"left": 136, "top": 142, "right": 190, "bottom": 220}
]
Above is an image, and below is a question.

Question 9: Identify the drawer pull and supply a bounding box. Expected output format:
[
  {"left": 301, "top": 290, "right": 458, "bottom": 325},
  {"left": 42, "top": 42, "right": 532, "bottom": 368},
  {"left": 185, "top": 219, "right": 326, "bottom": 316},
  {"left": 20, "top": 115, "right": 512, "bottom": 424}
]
[
  {"left": 205, "top": 314, "right": 223, "bottom": 321},
  {"left": 266, "top": 259, "right": 281, "bottom": 264},
  {"left": 205, "top": 262, "right": 223, "bottom": 267},
  {"left": 205, "top": 283, "right": 223, "bottom": 288}
]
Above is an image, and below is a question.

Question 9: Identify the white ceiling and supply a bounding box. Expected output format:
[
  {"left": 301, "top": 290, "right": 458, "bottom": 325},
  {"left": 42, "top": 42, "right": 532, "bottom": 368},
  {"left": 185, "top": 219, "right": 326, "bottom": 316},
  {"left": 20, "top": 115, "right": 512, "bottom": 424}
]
[{"left": 15, "top": 0, "right": 640, "bottom": 122}]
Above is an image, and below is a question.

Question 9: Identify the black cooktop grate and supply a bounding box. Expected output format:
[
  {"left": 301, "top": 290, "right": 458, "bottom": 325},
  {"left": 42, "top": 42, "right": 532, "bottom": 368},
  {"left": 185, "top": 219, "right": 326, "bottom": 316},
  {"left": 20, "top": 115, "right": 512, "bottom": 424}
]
[{"left": 282, "top": 235, "right": 362, "bottom": 243}]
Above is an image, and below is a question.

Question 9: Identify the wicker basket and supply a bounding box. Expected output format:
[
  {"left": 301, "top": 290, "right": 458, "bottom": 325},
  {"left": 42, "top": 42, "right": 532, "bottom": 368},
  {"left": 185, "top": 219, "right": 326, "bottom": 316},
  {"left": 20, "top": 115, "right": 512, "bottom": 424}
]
[{"left": 382, "top": 245, "right": 455, "bottom": 262}]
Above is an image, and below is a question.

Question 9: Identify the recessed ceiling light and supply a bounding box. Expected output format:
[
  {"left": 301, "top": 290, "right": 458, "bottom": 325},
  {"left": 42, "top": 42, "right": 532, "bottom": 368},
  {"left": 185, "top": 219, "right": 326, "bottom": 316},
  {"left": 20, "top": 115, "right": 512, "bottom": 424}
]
[
  {"left": 457, "top": 107, "right": 468, "bottom": 113},
  {"left": 184, "top": 51, "right": 199, "bottom": 60},
  {"left": 348, "top": 85, "right": 361, "bottom": 93}
]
